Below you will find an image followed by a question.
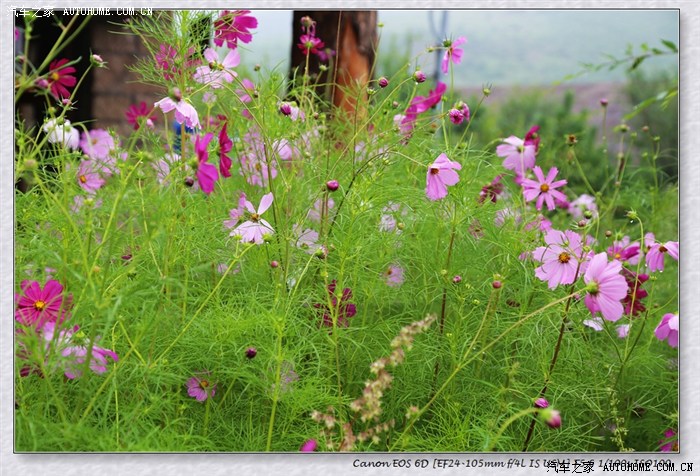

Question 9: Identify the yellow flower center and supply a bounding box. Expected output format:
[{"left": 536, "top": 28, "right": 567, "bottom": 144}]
[
  {"left": 558, "top": 252, "right": 571, "bottom": 264},
  {"left": 50, "top": 72, "right": 60, "bottom": 81},
  {"left": 614, "top": 252, "right": 621, "bottom": 259},
  {"left": 659, "top": 245, "right": 668, "bottom": 253},
  {"left": 200, "top": 379, "right": 209, "bottom": 388},
  {"left": 540, "top": 183, "right": 550, "bottom": 193},
  {"left": 250, "top": 213, "right": 260, "bottom": 222},
  {"left": 79, "top": 175, "right": 88, "bottom": 183},
  {"left": 34, "top": 300, "right": 46, "bottom": 311}
]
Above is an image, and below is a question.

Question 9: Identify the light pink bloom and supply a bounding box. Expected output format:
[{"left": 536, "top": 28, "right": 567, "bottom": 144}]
[
  {"left": 583, "top": 253, "right": 628, "bottom": 322},
  {"left": 616, "top": 324, "right": 630, "bottom": 339},
  {"left": 193, "top": 48, "right": 239, "bottom": 88},
  {"left": 231, "top": 193, "right": 275, "bottom": 245},
  {"left": 521, "top": 166, "right": 568, "bottom": 211},
  {"left": 186, "top": 371, "right": 216, "bottom": 402},
  {"left": 43, "top": 118, "right": 80, "bottom": 149},
  {"left": 79, "top": 129, "right": 115, "bottom": 160},
  {"left": 384, "top": 264, "right": 404, "bottom": 287},
  {"left": 293, "top": 224, "right": 320, "bottom": 254},
  {"left": 569, "top": 194, "right": 598, "bottom": 220},
  {"left": 154, "top": 97, "right": 200, "bottom": 129},
  {"left": 235, "top": 78, "right": 256, "bottom": 118},
  {"left": 426, "top": 153, "right": 461, "bottom": 201},
  {"left": 654, "top": 313, "right": 678, "bottom": 348},
  {"left": 224, "top": 192, "right": 248, "bottom": 230},
  {"left": 496, "top": 136, "right": 536, "bottom": 175},
  {"left": 583, "top": 317, "right": 604, "bottom": 331},
  {"left": 77, "top": 160, "right": 105, "bottom": 194},
  {"left": 307, "top": 197, "right": 334, "bottom": 223},
  {"left": 40, "top": 322, "right": 118, "bottom": 379},
  {"left": 441, "top": 36, "right": 466, "bottom": 74},
  {"left": 645, "top": 240, "right": 679, "bottom": 272},
  {"left": 532, "top": 229, "right": 585, "bottom": 289}
]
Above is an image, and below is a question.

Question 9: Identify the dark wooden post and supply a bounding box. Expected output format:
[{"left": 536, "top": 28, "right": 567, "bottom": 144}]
[{"left": 289, "top": 11, "right": 378, "bottom": 121}]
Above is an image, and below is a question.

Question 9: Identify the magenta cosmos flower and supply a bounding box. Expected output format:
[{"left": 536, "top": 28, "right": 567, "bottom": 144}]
[
  {"left": 532, "top": 229, "right": 586, "bottom": 289},
  {"left": 426, "top": 153, "right": 462, "bottom": 201},
  {"left": 441, "top": 36, "right": 466, "bottom": 74},
  {"left": 46, "top": 58, "right": 77, "bottom": 99},
  {"left": 186, "top": 371, "right": 216, "bottom": 402},
  {"left": 583, "top": 253, "right": 628, "bottom": 322},
  {"left": 314, "top": 280, "right": 357, "bottom": 328},
  {"left": 154, "top": 96, "right": 200, "bottom": 129},
  {"left": 193, "top": 48, "right": 239, "bottom": 88},
  {"left": 645, "top": 240, "right": 679, "bottom": 272},
  {"left": 15, "top": 279, "right": 72, "bottom": 329},
  {"left": 214, "top": 10, "right": 258, "bottom": 49},
  {"left": 218, "top": 123, "right": 233, "bottom": 178},
  {"left": 607, "top": 236, "right": 640, "bottom": 264},
  {"left": 300, "top": 439, "right": 318, "bottom": 452},
  {"left": 521, "top": 166, "right": 568, "bottom": 211},
  {"left": 659, "top": 429, "right": 678, "bottom": 452},
  {"left": 40, "top": 322, "right": 119, "bottom": 379},
  {"left": 496, "top": 136, "right": 536, "bottom": 176},
  {"left": 231, "top": 193, "right": 275, "bottom": 245},
  {"left": 125, "top": 102, "right": 156, "bottom": 130},
  {"left": 654, "top": 312, "right": 678, "bottom": 348},
  {"left": 194, "top": 132, "right": 218, "bottom": 195}
]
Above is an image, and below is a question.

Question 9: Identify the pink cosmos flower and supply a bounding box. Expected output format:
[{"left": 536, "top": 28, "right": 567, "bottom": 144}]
[
  {"left": 441, "top": 36, "right": 466, "bottom": 74},
  {"left": 186, "top": 371, "right": 216, "bottom": 402},
  {"left": 235, "top": 78, "right": 256, "bottom": 119},
  {"left": 292, "top": 224, "right": 320, "bottom": 254},
  {"left": 607, "top": 236, "right": 641, "bottom": 264},
  {"left": 298, "top": 34, "right": 325, "bottom": 56},
  {"left": 496, "top": 136, "right": 536, "bottom": 175},
  {"left": 77, "top": 160, "right": 106, "bottom": 194},
  {"left": 583, "top": 253, "right": 628, "bottom": 322},
  {"left": 645, "top": 240, "right": 679, "bottom": 272},
  {"left": 40, "top": 322, "right": 119, "bottom": 379},
  {"left": 478, "top": 174, "right": 506, "bottom": 204},
  {"left": 219, "top": 123, "right": 233, "bottom": 178},
  {"left": 654, "top": 313, "right": 678, "bottom": 348},
  {"left": 659, "top": 429, "right": 678, "bottom": 452},
  {"left": 520, "top": 166, "right": 568, "bottom": 211},
  {"left": 524, "top": 125, "right": 541, "bottom": 152},
  {"left": 194, "top": 133, "right": 218, "bottom": 195},
  {"left": 400, "top": 82, "right": 447, "bottom": 133},
  {"left": 224, "top": 191, "right": 248, "bottom": 231},
  {"left": 155, "top": 43, "right": 177, "bottom": 80},
  {"left": 308, "top": 197, "right": 334, "bottom": 223},
  {"left": 230, "top": 193, "right": 275, "bottom": 245},
  {"left": 426, "top": 153, "right": 462, "bottom": 201},
  {"left": 71, "top": 195, "right": 103, "bottom": 214},
  {"left": 621, "top": 268, "right": 649, "bottom": 316},
  {"left": 154, "top": 96, "right": 200, "bottom": 129},
  {"left": 314, "top": 280, "right": 357, "bottom": 328},
  {"left": 532, "top": 229, "right": 586, "bottom": 289},
  {"left": 43, "top": 118, "right": 80, "bottom": 149},
  {"left": 379, "top": 202, "right": 406, "bottom": 233},
  {"left": 384, "top": 264, "right": 405, "bottom": 287},
  {"left": 15, "top": 279, "right": 72, "bottom": 330},
  {"left": 448, "top": 101, "right": 470, "bottom": 125},
  {"left": 79, "top": 129, "right": 115, "bottom": 161},
  {"left": 125, "top": 102, "right": 156, "bottom": 130},
  {"left": 46, "top": 58, "right": 77, "bottom": 99},
  {"left": 569, "top": 194, "right": 598, "bottom": 220},
  {"left": 239, "top": 129, "right": 279, "bottom": 187},
  {"left": 214, "top": 10, "right": 258, "bottom": 49},
  {"left": 193, "top": 48, "right": 239, "bottom": 88},
  {"left": 300, "top": 439, "right": 318, "bottom": 452},
  {"left": 616, "top": 324, "right": 630, "bottom": 338}
]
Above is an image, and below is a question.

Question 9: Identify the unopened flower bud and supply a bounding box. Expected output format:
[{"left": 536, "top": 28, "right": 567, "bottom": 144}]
[
  {"left": 413, "top": 70, "right": 426, "bottom": 83},
  {"left": 452, "top": 275, "right": 462, "bottom": 284},
  {"left": 577, "top": 220, "right": 587, "bottom": 228},
  {"left": 279, "top": 102, "right": 292, "bottom": 116},
  {"left": 482, "top": 87, "right": 491, "bottom": 97},
  {"left": 254, "top": 64, "right": 261, "bottom": 71},
  {"left": 540, "top": 408, "right": 562, "bottom": 429},
  {"left": 583, "top": 210, "right": 593, "bottom": 219},
  {"left": 600, "top": 98, "right": 608, "bottom": 107},
  {"left": 23, "top": 159, "right": 37, "bottom": 171},
  {"left": 90, "top": 54, "right": 106, "bottom": 67},
  {"left": 534, "top": 397, "right": 549, "bottom": 408},
  {"left": 184, "top": 177, "right": 195, "bottom": 187},
  {"left": 169, "top": 87, "right": 182, "bottom": 102},
  {"left": 326, "top": 180, "right": 339, "bottom": 192},
  {"left": 270, "top": 260, "right": 279, "bottom": 268},
  {"left": 605, "top": 230, "right": 612, "bottom": 238},
  {"left": 492, "top": 280, "right": 502, "bottom": 289},
  {"left": 378, "top": 77, "right": 389, "bottom": 88},
  {"left": 246, "top": 347, "right": 257, "bottom": 359}
]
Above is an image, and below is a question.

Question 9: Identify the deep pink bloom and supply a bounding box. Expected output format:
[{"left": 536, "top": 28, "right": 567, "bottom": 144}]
[
  {"left": 645, "top": 240, "right": 679, "bottom": 272},
  {"left": 583, "top": 253, "right": 628, "bottom": 322},
  {"left": 426, "top": 153, "right": 462, "bottom": 201},
  {"left": 524, "top": 125, "right": 541, "bottom": 152},
  {"left": 544, "top": 409, "right": 562, "bottom": 429},
  {"left": 314, "top": 280, "right": 357, "bottom": 328},
  {"left": 655, "top": 313, "right": 678, "bottom": 348},
  {"left": 607, "top": 236, "right": 640, "bottom": 265},
  {"left": 154, "top": 96, "right": 200, "bottom": 129},
  {"left": 441, "top": 36, "right": 466, "bottom": 74},
  {"left": 219, "top": 123, "right": 233, "bottom": 178},
  {"left": 413, "top": 70, "right": 426, "bottom": 83},
  {"left": 521, "top": 166, "right": 568, "bottom": 211},
  {"left": 193, "top": 48, "right": 239, "bottom": 88},
  {"left": 231, "top": 193, "right": 275, "bottom": 245},
  {"left": 214, "top": 10, "right": 258, "bottom": 49},
  {"left": 384, "top": 264, "right": 405, "bottom": 287},
  {"left": 186, "top": 371, "right": 216, "bottom": 402},
  {"left": 400, "top": 82, "right": 447, "bottom": 132},
  {"left": 47, "top": 58, "right": 77, "bottom": 99},
  {"left": 298, "top": 34, "right": 325, "bottom": 56},
  {"left": 532, "top": 229, "right": 585, "bottom": 289},
  {"left": 79, "top": 129, "right": 115, "bottom": 161},
  {"left": 15, "top": 280, "right": 72, "bottom": 329},
  {"left": 496, "top": 136, "right": 536, "bottom": 175},
  {"left": 155, "top": 43, "right": 177, "bottom": 80},
  {"left": 534, "top": 398, "right": 549, "bottom": 408},
  {"left": 77, "top": 160, "right": 106, "bottom": 194},
  {"left": 621, "top": 268, "right": 649, "bottom": 316},
  {"left": 659, "top": 429, "right": 678, "bottom": 452},
  {"left": 194, "top": 133, "right": 218, "bottom": 195},
  {"left": 300, "top": 439, "right": 318, "bottom": 452},
  {"left": 125, "top": 102, "right": 156, "bottom": 130}
]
